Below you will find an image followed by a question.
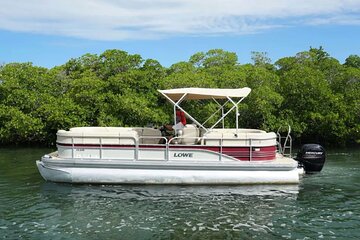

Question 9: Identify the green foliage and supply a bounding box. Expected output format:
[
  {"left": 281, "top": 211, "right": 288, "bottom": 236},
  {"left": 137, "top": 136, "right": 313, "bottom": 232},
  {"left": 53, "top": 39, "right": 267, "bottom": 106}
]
[
  {"left": 251, "top": 51, "right": 274, "bottom": 71},
  {"left": 0, "top": 105, "right": 44, "bottom": 144},
  {"left": 238, "top": 64, "right": 283, "bottom": 131},
  {"left": 0, "top": 48, "right": 359, "bottom": 146},
  {"left": 275, "top": 47, "right": 358, "bottom": 145},
  {"left": 190, "top": 49, "right": 238, "bottom": 68},
  {"left": 35, "top": 97, "right": 88, "bottom": 142},
  {"left": 344, "top": 55, "right": 360, "bottom": 68}
]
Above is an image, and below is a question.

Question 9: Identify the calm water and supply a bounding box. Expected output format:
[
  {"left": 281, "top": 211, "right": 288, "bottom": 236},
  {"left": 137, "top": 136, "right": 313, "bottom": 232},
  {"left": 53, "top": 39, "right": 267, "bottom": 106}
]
[{"left": 0, "top": 147, "right": 360, "bottom": 239}]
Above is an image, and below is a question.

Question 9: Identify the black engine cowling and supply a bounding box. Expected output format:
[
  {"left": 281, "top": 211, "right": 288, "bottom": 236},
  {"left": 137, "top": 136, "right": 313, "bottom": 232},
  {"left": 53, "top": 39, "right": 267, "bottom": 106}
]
[{"left": 296, "top": 144, "right": 326, "bottom": 173}]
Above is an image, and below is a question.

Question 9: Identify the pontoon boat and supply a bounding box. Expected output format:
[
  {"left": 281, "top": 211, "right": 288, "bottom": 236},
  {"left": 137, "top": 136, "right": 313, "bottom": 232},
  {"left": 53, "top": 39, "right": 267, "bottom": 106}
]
[{"left": 36, "top": 87, "right": 326, "bottom": 184}]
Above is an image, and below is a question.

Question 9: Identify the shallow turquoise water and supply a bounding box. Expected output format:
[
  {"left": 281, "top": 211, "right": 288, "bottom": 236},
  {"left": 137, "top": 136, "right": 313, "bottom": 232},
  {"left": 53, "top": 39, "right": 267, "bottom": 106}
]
[{"left": 0, "top": 147, "right": 359, "bottom": 239}]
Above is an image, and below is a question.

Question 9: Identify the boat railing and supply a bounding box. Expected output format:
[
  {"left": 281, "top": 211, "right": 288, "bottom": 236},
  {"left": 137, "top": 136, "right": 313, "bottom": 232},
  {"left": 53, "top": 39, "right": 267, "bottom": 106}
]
[
  {"left": 65, "top": 135, "right": 277, "bottom": 162},
  {"left": 69, "top": 135, "right": 141, "bottom": 159},
  {"left": 276, "top": 125, "right": 292, "bottom": 157},
  {"left": 168, "top": 135, "right": 277, "bottom": 161}
]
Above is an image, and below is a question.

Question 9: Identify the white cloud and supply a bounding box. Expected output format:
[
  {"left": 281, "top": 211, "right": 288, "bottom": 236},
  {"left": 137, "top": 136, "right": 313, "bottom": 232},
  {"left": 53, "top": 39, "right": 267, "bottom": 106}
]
[{"left": 0, "top": 0, "right": 359, "bottom": 40}]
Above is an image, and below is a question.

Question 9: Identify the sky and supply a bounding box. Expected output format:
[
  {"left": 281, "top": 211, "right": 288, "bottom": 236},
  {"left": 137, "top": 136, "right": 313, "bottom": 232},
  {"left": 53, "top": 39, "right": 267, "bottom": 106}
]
[{"left": 0, "top": 0, "right": 360, "bottom": 68}]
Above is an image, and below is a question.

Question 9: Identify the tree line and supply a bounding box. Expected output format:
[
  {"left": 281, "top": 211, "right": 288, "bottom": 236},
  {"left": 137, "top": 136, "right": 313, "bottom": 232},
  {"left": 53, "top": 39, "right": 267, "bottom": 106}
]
[{"left": 0, "top": 47, "right": 359, "bottom": 146}]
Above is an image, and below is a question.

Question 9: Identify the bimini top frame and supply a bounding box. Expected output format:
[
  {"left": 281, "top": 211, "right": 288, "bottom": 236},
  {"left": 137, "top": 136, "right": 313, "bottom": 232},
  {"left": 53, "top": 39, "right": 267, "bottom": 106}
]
[{"left": 158, "top": 87, "right": 251, "bottom": 134}]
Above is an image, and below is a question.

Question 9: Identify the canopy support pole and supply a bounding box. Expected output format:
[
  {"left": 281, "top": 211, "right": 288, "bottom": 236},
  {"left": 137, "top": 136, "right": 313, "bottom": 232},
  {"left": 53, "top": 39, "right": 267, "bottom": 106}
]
[
  {"left": 173, "top": 93, "right": 187, "bottom": 125},
  {"left": 209, "top": 101, "right": 237, "bottom": 130},
  {"left": 160, "top": 92, "right": 208, "bottom": 132},
  {"left": 201, "top": 99, "right": 229, "bottom": 128},
  {"left": 226, "top": 97, "right": 246, "bottom": 136},
  {"left": 212, "top": 98, "right": 226, "bottom": 129}
]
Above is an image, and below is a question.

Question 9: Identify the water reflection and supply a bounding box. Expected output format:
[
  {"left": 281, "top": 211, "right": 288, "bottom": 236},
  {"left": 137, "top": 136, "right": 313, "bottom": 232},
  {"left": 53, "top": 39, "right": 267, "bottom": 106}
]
[
  {"left": 24, "top": 183, "right": 299, "bottom": 239},
  {"left": 40, "top": 182, "right": 300, "bottom": 198}
]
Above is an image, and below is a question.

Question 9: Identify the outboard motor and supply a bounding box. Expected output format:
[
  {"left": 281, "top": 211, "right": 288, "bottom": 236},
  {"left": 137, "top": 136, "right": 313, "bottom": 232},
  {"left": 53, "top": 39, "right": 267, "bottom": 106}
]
[{"left": 296, "top": 144, "right": 326, "bottom": 173}]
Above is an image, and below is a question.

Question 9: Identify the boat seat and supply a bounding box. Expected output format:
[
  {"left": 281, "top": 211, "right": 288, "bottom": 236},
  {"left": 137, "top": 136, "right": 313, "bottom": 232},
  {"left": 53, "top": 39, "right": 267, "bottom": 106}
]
[
  {"left": 133, "top": 127, "right": 162, "bottom": 144},
  {"left": 179, "top": 124, "right": 200, "bottom": 145},
  {"left": 57, "top": 127, "right": 138, "bottom": 145},
  {"left": 203, "top": 131, "right": 277, "bottom": 146}
]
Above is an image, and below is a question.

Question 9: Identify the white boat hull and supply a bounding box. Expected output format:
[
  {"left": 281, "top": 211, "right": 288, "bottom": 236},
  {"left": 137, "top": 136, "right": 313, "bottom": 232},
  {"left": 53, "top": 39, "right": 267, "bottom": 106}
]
[{"left": 36, "top": 159, "right": 300, "bottom": 185}]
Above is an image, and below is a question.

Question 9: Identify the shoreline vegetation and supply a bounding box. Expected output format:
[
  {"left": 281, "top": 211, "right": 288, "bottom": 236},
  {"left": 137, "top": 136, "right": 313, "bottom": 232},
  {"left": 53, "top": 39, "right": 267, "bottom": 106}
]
[{"left": 0, "top": 47, "right": 359, "bottom": 147}]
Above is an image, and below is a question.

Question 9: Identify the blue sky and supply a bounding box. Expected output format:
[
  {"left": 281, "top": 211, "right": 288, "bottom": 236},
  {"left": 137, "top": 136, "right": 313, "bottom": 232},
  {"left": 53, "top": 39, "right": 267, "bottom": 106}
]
[{"left": 1, "top": 0, "right": 359, "bottom": 68}]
